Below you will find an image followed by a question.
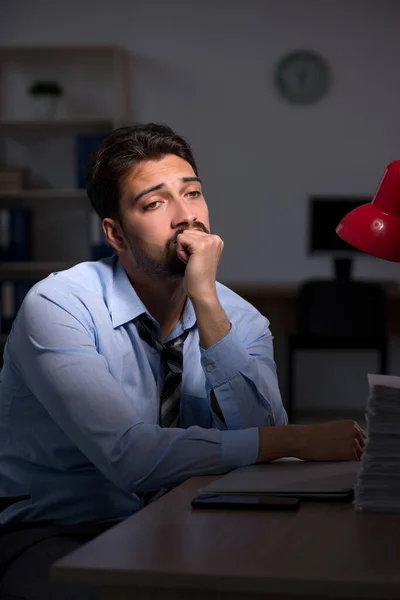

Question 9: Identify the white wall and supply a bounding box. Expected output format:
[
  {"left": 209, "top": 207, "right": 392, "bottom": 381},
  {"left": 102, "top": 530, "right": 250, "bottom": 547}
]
[
  {"left": 2, "top": 0, "right": 400, "bottom": 411},
  {"left": 2, "top": 0, "right": 400, "bottom": 283}
]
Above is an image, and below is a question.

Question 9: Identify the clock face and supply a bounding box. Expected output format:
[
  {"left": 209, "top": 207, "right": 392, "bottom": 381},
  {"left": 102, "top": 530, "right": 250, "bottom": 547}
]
[{"left": 274, "top": 51, "right": 330, "bottom": 105}]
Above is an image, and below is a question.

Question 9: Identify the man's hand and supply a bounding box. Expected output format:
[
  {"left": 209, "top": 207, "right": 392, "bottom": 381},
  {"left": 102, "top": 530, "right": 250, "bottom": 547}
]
[
  {"left": 176, "top": 229, "right": 224, "bottom": 302},
  {"left": 257, "top": 420, "right": 367, "bottom": 463},
  {"left": 176, "top": 229, "right": 230, "bottom": 349}
]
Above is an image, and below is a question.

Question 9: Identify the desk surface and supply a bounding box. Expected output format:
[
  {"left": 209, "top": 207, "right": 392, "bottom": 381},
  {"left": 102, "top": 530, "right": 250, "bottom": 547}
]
[{"left": 53, "top": 473, "right": 400, "bottom": 599}]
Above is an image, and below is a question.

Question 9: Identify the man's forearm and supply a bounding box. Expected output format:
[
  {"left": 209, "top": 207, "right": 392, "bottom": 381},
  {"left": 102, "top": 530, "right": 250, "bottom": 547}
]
[
  {"left": 257, "top": 420, "right": 366, "bottom": 463},
  {"left": 257, "top": 425, "right": 297, "bottom": 462},
  {"left": 191, "top": 294, "right": 231, "bottom": 349}
]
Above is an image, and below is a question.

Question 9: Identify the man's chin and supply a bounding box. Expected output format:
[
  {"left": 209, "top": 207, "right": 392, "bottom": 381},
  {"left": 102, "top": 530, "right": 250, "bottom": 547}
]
[
  {"left": 127, "top": 240, "right": 187, "bottom": 279},
  {"left": 164, "top": 258, "right": 187, "bottom": 278}
]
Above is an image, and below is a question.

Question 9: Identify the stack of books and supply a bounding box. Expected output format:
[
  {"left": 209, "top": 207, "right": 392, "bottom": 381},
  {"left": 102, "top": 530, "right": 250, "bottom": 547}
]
[
  {"left": 354, "top": 374, "right": 400, "bottom": 512},
  {"left": 0, "top": 208, "right": 32, "bottom": 261}
]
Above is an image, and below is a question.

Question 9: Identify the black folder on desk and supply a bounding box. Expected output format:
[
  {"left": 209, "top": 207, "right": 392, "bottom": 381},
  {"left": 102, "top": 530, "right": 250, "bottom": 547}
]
[{"left": 197, "top": 460, "right": 360, "bottom": 500}]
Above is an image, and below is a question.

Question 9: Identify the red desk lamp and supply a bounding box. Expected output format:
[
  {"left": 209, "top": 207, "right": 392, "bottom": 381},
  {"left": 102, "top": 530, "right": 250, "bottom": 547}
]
[{"left": 336, "top": 161, "right": 400, "bottom": 262}]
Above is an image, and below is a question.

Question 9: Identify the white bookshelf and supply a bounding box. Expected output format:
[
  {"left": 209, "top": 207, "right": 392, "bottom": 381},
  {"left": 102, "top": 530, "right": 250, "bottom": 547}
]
[
  {"left": 0, "top": 44, "right": 128, "bottom": 280},
  {"left": 0, "top": 45, "right": 130, "bottom": 128},
  {"left": 0, "top": 46, "right": 130, "bottom": 353}
]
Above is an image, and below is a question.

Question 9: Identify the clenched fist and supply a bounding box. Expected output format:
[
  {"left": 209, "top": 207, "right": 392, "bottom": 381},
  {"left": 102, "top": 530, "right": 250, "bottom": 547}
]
[
  {"left": 176, "top": 229, "right": 224, "bottom": 302},
  {"left": 258, "top": 420, "right": 367, "bottom": 463},
  {"left": 290, "top": 420, "right": 366, "bottom": 461}
]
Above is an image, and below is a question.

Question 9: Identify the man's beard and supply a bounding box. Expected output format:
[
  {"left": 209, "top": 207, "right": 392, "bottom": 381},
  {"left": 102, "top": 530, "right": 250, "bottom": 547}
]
[{"left": 125, "top": 223, "right": 209, "bottom": 280}]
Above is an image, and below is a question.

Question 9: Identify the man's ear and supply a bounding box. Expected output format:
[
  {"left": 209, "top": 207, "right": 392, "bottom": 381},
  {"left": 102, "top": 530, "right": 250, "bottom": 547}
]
[{"left": 103, "top": 218, "right": 128, "bottom": 253}]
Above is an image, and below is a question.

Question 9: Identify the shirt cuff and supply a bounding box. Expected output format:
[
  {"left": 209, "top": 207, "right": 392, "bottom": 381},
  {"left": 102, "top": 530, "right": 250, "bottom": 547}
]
[
  {"left": 200, "top": 327, "right": 250, "bottom": 388},
  {"left": 220, "top": 427, "right": 259, "bottom": 469}
]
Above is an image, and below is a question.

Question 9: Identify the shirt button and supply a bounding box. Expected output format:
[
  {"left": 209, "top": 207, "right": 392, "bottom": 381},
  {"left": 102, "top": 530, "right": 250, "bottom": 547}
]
[{"left": 206, "top": 364, "right": 213, "bottom": 372}]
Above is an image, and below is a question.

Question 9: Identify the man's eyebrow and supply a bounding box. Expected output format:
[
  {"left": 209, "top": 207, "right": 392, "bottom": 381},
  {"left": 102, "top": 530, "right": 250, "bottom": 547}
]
[
  {"left": 132, "top": 177, "right": 202, "bottom": 204},
  {"left": 181, "top": 176, "right": 202, "bottom": 185},
  {"left": 132, "top": 183, "right": 164, "bottom": 204}
]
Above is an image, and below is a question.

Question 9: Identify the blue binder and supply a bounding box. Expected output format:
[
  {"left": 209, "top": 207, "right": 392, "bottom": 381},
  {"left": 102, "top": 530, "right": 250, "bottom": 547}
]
[
  {"left": 11, "top": 209, "right": 32, "bottom": 261},
  {"left": 0, "top": 209, "right": 32, "bottom": 261},
  {"left": 75, "top": 134, "right": 106, "bottom": 189}
]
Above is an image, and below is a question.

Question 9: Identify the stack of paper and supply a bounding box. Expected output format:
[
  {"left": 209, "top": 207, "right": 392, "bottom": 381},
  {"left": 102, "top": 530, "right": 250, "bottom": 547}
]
[{"left": 355, "top": 374, "right": 400, "bottom": 512}]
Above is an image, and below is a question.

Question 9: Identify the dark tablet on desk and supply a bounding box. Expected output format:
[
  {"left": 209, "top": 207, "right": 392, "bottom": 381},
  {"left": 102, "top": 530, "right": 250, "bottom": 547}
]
[{"left": 197, "top": 460, "right": 360, "bottom": 501}]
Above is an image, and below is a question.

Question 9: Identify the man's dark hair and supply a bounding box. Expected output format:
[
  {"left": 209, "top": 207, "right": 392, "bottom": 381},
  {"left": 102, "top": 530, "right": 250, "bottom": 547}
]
[{"left": 86, "top": 123, "right": 198, "bottom": 221}]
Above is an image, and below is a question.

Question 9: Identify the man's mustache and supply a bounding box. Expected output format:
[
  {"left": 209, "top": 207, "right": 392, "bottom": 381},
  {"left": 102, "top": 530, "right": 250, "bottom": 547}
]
[{"left": 170, "top": 222, "right": 209, "bottom": 244}]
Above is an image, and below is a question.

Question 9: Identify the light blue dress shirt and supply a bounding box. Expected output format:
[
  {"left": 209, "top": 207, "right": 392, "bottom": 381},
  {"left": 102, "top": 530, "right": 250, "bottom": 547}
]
[{"left": 0, "top": 256, "right": 287, "bottom": 525}]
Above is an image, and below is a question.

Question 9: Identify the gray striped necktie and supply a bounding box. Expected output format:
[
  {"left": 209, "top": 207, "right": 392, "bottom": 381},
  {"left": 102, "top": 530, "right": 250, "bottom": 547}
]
[{"left": 135, "top": 314, "right": 189, "bottom": 428}]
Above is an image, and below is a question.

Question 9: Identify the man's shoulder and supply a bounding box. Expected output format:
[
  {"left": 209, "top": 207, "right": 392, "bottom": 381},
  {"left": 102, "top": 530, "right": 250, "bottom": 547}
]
[
  {"left": 35, "top": 257, "right": 114, "bottom": 292},
  {"left": 32, "top": 257, "right": 115, "bottom": 299}
]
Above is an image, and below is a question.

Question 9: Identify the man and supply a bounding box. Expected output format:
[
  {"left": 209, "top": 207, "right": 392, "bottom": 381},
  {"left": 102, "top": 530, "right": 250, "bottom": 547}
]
[{"left": 0, "top": 123, "right": 365, "bottom": 598}]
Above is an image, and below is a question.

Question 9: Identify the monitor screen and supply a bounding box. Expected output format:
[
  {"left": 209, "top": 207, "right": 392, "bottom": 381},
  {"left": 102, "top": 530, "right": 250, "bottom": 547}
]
[{"left": 308, "top": 196, "right": 370, "bottom": 254}]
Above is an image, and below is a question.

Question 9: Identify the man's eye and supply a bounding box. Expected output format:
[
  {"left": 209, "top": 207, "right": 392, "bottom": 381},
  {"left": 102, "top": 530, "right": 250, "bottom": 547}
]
[
  {"left": 144, "top": 201, "right": 160, "bottom": 210},
  {"left": 186, "top": 191, "right": 201, "bottom": 198}
]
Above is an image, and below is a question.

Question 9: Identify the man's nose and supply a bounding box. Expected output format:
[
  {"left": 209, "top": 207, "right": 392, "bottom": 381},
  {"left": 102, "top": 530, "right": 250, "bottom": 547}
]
[{"left": 171, "top": 199, "right": 197, "bottom": 229}]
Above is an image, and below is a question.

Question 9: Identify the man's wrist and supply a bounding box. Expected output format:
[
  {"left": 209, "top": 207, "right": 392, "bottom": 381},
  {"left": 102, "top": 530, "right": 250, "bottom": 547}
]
[
  {"left": 191, "top": 291, "right": 231, "bottom": 350},
  {"left": 188, "top": 287, "right": 218, "bottom": 308},
  {"left": 257, "top": 425, "right": 300, "bottom": 463}
]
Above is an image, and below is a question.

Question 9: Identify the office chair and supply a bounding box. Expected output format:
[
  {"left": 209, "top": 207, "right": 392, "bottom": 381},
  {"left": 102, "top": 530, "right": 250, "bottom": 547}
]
[{"left": 286, "top": 279, "right": 388, "bottom": 422}]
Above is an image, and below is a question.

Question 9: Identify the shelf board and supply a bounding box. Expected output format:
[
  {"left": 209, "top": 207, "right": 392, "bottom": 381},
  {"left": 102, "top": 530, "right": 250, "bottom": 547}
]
[
  {"left": 0, "top": 262, "right": 76, "bottom": 280},
  {"left": 0, "top": 45, "right": 121, "bottom": 55},
  {"left": 0, "top": 116, "right": 114, "bottom": 128},
  {"left": 0, "top": 189, "right": 87, "bottom": 201}
]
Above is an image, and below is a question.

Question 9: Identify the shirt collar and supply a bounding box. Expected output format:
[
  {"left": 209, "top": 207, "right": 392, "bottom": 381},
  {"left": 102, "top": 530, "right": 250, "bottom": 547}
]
[{"left": 109, "top": 258, "right": 197, "bottom": 332}]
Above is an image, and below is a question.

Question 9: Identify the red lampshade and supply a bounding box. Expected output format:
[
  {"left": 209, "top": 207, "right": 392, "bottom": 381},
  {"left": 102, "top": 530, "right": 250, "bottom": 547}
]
[{"left": 336, "top": 160, "right": 400, "bottom": 262}]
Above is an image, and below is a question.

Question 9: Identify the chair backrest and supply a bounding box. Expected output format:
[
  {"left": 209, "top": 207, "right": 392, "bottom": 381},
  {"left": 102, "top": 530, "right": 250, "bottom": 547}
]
[{"left": 296, "top": 279, "right": 387, "bottom": 339}]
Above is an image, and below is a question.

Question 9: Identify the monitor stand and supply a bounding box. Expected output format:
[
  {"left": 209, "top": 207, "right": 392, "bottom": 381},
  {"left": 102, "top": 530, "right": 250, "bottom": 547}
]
[{"left": 334, "top": 257, "right": 352, "bottom": 280}]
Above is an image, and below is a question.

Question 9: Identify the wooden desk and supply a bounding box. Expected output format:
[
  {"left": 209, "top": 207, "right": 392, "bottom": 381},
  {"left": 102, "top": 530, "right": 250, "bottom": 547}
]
[{"left": 52, "top": 474, "right": 400, "bottom": 600}]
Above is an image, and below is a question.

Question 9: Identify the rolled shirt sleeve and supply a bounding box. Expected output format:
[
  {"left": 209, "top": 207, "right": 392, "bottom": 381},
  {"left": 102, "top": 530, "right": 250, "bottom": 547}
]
[{"left": 200, "top": 314, "right": 288, "bottom": 430}]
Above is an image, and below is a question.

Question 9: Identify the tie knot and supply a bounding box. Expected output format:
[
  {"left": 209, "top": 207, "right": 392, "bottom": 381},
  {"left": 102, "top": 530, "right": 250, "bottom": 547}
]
[
  {"left": 135, "top": 314, "right": 162, "bottom": 351},
  {"left": 135, "top": 314, "right": 189, "bottom": 353}
]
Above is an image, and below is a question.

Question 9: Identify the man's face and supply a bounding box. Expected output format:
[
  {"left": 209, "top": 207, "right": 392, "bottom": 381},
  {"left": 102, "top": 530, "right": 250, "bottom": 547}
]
[{"left": 118, "top": 154, "right": 210, "bottom": 278}]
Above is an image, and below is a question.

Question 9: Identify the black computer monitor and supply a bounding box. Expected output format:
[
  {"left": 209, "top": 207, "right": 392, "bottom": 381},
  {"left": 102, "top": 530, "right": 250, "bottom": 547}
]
[{"left": 308, "top": 196, "right": 371, "bottom": 279}]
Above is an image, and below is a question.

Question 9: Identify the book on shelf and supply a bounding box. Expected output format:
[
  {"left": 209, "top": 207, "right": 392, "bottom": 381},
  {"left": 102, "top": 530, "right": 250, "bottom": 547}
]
[
  {"left": 75, "top": 134, "right": 106, "bottom": 189},
  {"left": 0, "top": 167, "right": 26, "bottom": 192},
  {"left": 89, "top": 211, "right": 113, "bottom": 261},
  {"left": 0, "top": 208, "right": 32, "bottom": 261},
  {"left": 0, "top": 280, "right": 32, "bottom": 335}
]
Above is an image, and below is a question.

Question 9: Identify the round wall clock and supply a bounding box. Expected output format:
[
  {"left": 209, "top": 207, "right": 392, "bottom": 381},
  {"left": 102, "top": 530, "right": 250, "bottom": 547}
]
[{"left": 274, "top": 50, "right": 331, "bottom": 105}]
